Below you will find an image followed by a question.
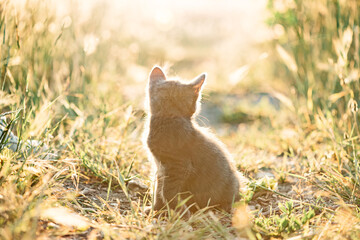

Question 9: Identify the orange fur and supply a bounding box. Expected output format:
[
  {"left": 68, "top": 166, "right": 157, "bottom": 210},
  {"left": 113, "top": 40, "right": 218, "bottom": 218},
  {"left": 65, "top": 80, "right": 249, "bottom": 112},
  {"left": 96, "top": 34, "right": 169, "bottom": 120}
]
[{"left": 144, "top": 66, "right": 245, "bottom": 212}]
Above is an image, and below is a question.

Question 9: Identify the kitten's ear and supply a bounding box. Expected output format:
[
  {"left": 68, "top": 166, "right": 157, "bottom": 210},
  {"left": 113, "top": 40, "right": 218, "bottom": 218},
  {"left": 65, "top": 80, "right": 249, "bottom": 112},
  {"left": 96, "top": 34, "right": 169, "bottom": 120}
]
[
  {"left": 191, "top": 73, "right": 206, "bottom": 93},
  {"left": 149, "top": 66, "right": 166, "bottom": 84}
]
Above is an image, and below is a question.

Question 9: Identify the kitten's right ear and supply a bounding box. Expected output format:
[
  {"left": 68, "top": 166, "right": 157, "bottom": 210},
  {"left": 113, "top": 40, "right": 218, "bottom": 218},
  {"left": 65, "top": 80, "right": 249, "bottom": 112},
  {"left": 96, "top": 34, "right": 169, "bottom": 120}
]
[
  {"left": 191, "top": 73, "right": 206, "bottom": 94},
  {"left": 149, "top": 66, "right": 166, "bottom": 84}
]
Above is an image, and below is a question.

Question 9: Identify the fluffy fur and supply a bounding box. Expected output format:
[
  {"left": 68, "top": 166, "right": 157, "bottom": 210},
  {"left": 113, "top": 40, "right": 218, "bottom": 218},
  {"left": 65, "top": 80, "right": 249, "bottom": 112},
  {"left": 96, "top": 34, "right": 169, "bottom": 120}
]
[{"left": 144, "top": 66, "right": 245, "bottom": 213}]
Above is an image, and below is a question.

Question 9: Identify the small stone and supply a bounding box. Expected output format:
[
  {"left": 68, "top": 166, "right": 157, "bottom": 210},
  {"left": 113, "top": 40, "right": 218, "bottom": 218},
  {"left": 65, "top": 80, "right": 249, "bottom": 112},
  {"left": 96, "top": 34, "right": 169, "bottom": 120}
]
[{"left": 127, "top": 178, "right": 149, "bottom": 194}]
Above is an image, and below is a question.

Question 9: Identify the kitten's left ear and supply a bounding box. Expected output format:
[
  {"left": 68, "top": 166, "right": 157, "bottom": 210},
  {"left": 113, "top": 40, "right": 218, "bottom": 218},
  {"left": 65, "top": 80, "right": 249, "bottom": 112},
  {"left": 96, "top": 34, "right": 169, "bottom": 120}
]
[
  {"left": 149, "top": 66, "right": 166, "bottom": 84},
  {"left": 191, "top": 73, "right": 206, "bottom": 93}
]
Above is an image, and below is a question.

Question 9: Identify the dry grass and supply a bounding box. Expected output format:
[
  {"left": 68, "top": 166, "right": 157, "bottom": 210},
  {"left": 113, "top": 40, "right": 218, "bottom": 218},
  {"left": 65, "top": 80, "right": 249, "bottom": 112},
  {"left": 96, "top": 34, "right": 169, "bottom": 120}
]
[{"left": 0, "top": 0, "right": 360, "bottom": 239}]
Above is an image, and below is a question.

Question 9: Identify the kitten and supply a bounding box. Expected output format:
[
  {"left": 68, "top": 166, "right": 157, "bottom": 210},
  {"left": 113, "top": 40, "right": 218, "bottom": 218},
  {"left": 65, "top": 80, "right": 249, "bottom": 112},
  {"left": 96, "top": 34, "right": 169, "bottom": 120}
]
[{"left": 144, "top": 66, "right": 246, "bottom": 213}]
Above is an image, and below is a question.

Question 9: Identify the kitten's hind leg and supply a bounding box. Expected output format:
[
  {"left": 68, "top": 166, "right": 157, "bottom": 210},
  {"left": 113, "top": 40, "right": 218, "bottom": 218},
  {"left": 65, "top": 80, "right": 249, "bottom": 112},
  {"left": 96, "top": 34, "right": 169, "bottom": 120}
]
[
  {"left": 149, "top": 175, "right": 190, "bottom": 218},
  {"left": 161, "top": 175, "right": 192, "bottom": 214}
]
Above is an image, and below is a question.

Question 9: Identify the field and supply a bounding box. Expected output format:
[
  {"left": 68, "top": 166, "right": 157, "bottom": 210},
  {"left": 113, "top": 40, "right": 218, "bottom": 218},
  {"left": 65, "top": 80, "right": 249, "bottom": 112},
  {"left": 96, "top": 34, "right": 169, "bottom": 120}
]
[{"left": 1, "top": 0, "right": 360, "bottom": 239}]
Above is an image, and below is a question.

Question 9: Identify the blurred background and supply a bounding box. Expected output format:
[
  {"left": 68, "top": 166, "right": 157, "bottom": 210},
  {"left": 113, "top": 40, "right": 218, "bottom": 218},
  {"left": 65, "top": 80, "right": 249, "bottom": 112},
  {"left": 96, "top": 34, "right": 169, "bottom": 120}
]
[
  {"left": 2, "top": 0, "right": 293, "bottom": 158},
  {"left": 8, "top": 0, "right": 275, "bottom": 103},
  {"left": 1, "top": 0, "right": 360, "bottom": 238},
  {"left": 3, "top": 0, "right": 290, "bottom": 141}
]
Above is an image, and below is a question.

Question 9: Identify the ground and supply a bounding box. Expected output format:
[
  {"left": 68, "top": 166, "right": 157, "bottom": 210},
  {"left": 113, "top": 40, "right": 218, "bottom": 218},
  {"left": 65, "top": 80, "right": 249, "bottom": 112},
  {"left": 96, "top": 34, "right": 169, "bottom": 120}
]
[{"left": 1, "top": 0, "right": 360, "bottom": 239}]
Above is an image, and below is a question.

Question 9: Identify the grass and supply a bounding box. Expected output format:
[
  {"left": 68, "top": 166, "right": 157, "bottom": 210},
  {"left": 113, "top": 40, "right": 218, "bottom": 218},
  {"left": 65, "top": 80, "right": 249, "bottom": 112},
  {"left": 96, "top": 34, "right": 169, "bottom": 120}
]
[{"left": 1, "top": 0, "right": 360, "bottom": 239}]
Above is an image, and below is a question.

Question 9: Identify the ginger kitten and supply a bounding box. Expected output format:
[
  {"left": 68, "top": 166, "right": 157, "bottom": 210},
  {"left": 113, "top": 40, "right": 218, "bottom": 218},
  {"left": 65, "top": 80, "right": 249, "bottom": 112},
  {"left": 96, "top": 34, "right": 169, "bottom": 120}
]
[{"left": 144, "top": 66, "right": 245, "bottom": 213}]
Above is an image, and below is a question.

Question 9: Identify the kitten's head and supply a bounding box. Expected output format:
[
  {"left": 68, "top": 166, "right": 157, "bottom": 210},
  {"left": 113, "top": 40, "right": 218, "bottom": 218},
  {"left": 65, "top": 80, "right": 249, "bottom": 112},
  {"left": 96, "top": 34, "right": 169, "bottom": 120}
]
[{"left": 147, "top": 66, "right": 206, "bottom": 118}]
